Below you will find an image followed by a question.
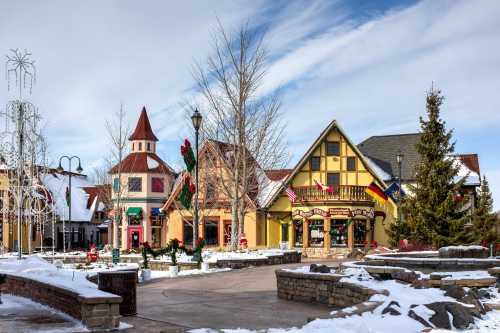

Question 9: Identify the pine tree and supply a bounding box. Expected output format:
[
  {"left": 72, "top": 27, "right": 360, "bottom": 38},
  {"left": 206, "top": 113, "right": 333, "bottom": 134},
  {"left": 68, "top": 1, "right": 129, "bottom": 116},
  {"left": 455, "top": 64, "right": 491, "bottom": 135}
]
[
  {"left": 471, "top": 176, "right": 498, "bottom": 244},
  {"left": 395, "top": 88, "right": 466, "bottom": 248}
]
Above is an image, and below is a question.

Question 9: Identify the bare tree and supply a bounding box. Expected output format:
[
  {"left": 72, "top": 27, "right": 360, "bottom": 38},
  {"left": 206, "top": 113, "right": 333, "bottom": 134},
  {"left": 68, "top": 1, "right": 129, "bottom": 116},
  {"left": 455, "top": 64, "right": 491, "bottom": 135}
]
[
  {"left": 105, "top": 104, "right": 130, "bottom": 249},
  {"left": 192, "top": 22, "right": 288, "bottom": 250}
]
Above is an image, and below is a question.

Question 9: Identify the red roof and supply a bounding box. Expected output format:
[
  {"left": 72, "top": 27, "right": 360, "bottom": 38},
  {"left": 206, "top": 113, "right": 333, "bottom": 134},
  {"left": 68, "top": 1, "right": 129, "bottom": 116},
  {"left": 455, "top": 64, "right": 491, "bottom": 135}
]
[
  {"left": 457, "top": 154, "right": 480, "bottom": 175},
  {"left": 129, "top": 107, "right": 158, "bottom": 142},
  {"left": 82, "top": 185, "right": 110, "bottom": 209},
  {"left": 265, "top": 169, "right": 292, "bottom": 181},
  {"left": 109, "top": 152, "right": 174, "bottom": 174}
]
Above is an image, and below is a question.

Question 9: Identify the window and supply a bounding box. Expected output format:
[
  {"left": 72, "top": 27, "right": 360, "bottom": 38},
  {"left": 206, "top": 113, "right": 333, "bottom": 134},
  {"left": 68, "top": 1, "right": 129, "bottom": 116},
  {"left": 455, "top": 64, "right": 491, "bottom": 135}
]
[
  {"left": 293, "top": 220, "right": 303, "bottom": 247},
  {"left": 206, "top": 183, "right": 216, "bottom": 201},
  {"left": 128, "top": 177, "right": 142, "bottom": 192},
  {"left": 132, "top": 143, "right": 135, "bottom": 151},
  {"left": 281, "top": 224, "right": 289, "bottom": 242},
  {"left": 138, "top": 142, "right": 142, "bottom": 151},
  {"left": 113, "top": 178, "right": 119, "bottom": 192},
  {"left": 347, "top": 156, "right": 356, "bottom": 171},
  {"left": 204, "top": 219, "right": 219, "bottom": 246},
  {"left": 310, "top": 157, "right": 320, "bottom": 171},
  {"left": 308, "top": 220, "right": 324, "bottom": 247},
  {"left": 183, "top": 221, "right": 193, "bottom": 246},
  {"left": 152, "top": 177, "right": 164, "bottom": 192},
  {"left": 327, "top": 173, "right": 340, "bottom": 187},
  {"left": 331, "top": 219, "right": 348, "bottom": 246},
  {"left": 223, "top": 221, "right": 232, "bottom": 245},
  {"left": 326, "top": 142, "right": 340, "bottom": 156},
  {"left": 354, "top": 220, "right": 366, "bottom": 247},
  {"left": 147, "top": 142, "right": 151, "bottom": 151}
]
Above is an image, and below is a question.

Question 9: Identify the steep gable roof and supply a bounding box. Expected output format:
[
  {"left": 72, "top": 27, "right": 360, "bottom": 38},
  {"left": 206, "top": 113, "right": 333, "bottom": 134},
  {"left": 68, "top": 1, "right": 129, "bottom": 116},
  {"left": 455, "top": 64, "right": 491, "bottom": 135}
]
[
  {"left": 129, "top": 107, "right": 158, "bottom": 142},
  {"left": 357, "top": 133, "right": 421, "bottom": 181},
  {"left": 264, "top": 120, "right": 389, "bottom": 209},
  {"left": 109, "top": 152, "right": 175, "bottom": 174}
]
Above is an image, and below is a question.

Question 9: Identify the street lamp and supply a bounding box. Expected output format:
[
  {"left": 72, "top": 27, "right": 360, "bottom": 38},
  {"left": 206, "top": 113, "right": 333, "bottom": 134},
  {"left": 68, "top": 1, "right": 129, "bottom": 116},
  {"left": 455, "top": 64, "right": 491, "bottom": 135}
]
[
  {"left": 191, "top": 109, "right": 202, "bottom": 247},
  {"left": 396, "top": 150, "right": 404, "bottom": 222},
  {"left": 57, "top": 155, "right": 83, "bottom": 252}
]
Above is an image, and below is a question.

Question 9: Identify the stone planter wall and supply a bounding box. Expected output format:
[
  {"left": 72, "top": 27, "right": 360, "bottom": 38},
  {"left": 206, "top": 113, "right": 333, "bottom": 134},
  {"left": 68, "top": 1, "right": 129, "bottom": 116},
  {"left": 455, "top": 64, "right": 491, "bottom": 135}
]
[
  {"left": 216, "top": 251, "right": 301, "bottom": 269},
  {"left": 1, "top": 274, "right": 122, "bottom": 330},
  {"left": 276, "top": 269, "right": 386, "bottom": 308}
]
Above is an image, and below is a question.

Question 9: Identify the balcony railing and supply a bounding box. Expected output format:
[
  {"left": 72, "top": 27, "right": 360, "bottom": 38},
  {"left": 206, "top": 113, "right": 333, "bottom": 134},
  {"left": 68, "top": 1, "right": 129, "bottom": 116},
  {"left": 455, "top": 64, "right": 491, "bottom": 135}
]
[{"left": 293, "top": 185, "right": 372, "bottom": 203}]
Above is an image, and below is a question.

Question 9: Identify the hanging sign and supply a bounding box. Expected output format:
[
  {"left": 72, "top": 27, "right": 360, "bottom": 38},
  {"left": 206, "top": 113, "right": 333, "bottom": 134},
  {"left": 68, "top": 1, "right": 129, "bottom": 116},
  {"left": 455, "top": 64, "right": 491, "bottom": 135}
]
[
  {"left": 328, "top": 208, "right": 352, "bottom": 217},
  {"left": 292, "top": 208, "right": 330, "bottom": 218},
  {"left": 350, "top": 208, "right": 375, "bottom": 219}
]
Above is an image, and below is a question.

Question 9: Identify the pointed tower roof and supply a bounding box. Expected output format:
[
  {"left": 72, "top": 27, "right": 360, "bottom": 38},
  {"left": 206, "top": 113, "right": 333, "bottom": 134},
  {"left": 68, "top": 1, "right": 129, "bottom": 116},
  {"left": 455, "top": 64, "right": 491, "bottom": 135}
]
[{"left": 129, "top": 106, "right": 159, "bottom": 141}]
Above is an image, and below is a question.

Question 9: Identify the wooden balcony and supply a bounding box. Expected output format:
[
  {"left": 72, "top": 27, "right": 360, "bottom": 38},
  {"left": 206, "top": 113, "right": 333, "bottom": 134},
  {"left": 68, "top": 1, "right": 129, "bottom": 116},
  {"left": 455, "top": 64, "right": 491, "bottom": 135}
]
[{"left": 293, "top": 185, "right": 372, "bottom": 203}]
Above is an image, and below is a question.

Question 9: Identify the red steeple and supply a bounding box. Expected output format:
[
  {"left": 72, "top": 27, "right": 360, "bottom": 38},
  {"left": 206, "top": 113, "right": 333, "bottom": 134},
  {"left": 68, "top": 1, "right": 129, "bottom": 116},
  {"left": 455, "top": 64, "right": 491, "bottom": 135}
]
[{"left": 129, "top": 106, "right": 158, "bottom": 142}]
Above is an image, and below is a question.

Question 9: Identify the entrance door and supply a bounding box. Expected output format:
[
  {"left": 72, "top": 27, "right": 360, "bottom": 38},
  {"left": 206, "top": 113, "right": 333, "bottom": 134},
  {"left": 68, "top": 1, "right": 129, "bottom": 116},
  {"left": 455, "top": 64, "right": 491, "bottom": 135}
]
[{"left": 128, "top": 227, "right": 143, "bottom": 249}]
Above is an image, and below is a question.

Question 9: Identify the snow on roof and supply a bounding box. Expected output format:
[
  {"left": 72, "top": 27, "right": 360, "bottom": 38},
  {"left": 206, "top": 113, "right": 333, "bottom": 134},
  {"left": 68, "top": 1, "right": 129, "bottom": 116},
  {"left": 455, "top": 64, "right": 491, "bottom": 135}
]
[
  {"left": 147, "top": 155, "right": 160, "bottom": 169},
  {"left": 256, "top": 168, "right": 284, "bottom": 208},
  {"left": 40, "top": 172, "right": 96, "bottom": 222},
  {"left": 454, "top": 157, "right": 480, "bottom": 186},
  {"left": 363, "top": 156, "right": 392, "bottom": 181}
]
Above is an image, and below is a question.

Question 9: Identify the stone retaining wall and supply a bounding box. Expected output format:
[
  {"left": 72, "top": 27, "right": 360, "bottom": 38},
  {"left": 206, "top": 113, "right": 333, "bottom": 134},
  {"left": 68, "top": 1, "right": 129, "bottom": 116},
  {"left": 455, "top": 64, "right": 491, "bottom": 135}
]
[
  {"left": 216, "top": 251, "right": 301, "bottom": 269},
  {"left": 276, "top": 269, "right": 386, "bottom": 308},
  {"left": 1, "top": 274, "right": 122, "bottom": 330}
]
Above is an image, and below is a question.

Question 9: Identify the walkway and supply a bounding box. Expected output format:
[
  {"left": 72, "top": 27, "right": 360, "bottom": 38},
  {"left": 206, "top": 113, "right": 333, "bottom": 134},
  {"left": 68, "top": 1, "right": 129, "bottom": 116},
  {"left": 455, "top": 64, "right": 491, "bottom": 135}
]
[{"left": 126, "top": 260, "right": 341, "bottom": 331}]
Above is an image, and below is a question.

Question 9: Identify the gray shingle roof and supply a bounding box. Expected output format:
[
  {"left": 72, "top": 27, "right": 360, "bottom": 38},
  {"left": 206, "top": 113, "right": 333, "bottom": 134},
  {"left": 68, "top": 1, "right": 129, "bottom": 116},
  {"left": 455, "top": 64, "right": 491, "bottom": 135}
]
[{"left": 357, "top": 133, "right": 422, "bottom": 181}]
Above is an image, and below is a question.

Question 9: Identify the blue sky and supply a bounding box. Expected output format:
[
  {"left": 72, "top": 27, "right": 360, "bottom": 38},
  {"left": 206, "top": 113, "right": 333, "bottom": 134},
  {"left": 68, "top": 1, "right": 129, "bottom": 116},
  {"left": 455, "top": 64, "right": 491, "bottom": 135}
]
[{"left": 1, "top": 0, "right": 499, "bottom": 209}]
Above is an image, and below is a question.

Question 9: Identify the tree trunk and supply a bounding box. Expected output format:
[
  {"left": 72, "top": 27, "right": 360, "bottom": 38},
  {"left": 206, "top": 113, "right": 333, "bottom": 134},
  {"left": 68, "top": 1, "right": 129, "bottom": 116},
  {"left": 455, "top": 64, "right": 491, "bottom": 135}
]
[{"left": 230, "top": 198, "right": 239, "bottom": 251}]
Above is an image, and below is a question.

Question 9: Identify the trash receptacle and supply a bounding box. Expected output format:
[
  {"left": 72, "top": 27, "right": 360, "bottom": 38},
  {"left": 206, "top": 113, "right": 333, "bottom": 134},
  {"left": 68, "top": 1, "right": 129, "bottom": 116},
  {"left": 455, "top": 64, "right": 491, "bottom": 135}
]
[{"left": 98, "top": 271, "right": 137, "bottom": 316}]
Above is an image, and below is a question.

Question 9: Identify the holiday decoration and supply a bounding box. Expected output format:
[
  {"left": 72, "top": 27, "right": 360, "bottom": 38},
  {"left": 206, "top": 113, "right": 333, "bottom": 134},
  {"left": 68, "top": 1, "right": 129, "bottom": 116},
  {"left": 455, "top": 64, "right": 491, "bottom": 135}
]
[
  {"left": 181, "top": 139, "right": 196, "bottom": 173},
  {"left": 314, "top": 179, "right": 333, "bottom": 193},
  {"left": 179, "top": 173, "right": 196, "bottom": 209}
]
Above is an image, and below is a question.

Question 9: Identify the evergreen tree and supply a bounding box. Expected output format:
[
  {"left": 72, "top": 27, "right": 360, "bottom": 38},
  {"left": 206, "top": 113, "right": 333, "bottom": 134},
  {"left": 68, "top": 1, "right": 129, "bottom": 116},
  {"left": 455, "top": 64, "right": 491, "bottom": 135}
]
[
  {"left": 392, "top": 88, "right": 466, "bottom": 248},
  {"left": 471, "top": 176, "right": 498, "bottom": 244}
]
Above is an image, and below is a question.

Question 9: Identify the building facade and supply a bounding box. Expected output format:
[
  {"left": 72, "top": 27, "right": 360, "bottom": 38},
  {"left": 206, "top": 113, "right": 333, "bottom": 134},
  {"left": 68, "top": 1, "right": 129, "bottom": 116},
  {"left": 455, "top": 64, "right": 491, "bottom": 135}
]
[
  {"left": 265, "top": 121, "right": 396, "bottom": 258},
  {"left": 109, "top": 107, "right": 175, "bottom": 250}
]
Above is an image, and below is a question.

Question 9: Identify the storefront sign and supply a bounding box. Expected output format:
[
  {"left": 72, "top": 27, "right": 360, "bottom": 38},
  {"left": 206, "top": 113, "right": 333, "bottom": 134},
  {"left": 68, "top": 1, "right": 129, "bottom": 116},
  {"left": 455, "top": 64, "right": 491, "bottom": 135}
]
[
  {"left": 293, "top": 207, "right": 375, "bottom": 219},
  {"left": 292, "top": 208, "right": 330, "bottom": 218}
]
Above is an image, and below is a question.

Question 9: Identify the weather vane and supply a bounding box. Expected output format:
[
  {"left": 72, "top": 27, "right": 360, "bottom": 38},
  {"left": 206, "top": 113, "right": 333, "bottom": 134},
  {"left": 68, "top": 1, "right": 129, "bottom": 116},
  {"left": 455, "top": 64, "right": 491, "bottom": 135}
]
[{"left": 5, "top": 48, "right": 36, "bottom": 98}]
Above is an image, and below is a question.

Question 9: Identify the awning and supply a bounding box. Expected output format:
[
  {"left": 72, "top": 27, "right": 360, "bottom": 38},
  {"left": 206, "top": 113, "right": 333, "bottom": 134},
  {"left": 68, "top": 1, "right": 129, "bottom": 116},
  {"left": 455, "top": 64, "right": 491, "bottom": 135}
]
[
  {"left": 151, "top": 208, "right": 164, "bottom": 216},
  {"left": 126, "top": 207, "right": 142, "bottom": 216}
]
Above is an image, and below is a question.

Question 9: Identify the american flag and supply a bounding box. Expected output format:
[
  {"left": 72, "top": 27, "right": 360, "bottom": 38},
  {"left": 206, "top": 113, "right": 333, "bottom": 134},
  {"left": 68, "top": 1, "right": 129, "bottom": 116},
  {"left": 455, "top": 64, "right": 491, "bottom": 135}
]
[{"left": 285, "top": 186, "right": 297, "bottom": 203}]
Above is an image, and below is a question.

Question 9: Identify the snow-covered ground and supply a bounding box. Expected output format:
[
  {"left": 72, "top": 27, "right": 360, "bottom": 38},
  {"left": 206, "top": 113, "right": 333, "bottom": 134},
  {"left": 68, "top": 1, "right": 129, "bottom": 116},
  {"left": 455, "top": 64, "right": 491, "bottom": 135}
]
[
  {"left": 190, "top": 266, "right": 500, "bottom": 333},
  {"left": 148, "top": 267, "right": 231, "bottom": 281}
]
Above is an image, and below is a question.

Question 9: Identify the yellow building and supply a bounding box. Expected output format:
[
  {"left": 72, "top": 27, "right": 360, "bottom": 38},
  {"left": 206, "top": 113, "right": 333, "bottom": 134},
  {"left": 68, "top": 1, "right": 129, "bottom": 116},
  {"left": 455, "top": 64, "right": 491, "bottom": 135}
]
[
  {"left": 265, "top": 120, "right": 396, "bottom": 258},
  {"left": 162, "top": 140, "right": 270, "bottom": 249}
]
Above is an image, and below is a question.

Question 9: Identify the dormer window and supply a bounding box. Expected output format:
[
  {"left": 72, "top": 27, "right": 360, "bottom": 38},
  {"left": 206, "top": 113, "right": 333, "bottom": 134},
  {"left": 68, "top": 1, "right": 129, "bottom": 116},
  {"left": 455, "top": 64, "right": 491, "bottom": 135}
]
[
  {"left": 139, "top": 142, "right": 142, "bottom": 151},
  {"left": 147, "top": 142, "right": 150, "bottom": 151},
  {"left": 132, "top": 143, "right": 135, "bottom": 151}
]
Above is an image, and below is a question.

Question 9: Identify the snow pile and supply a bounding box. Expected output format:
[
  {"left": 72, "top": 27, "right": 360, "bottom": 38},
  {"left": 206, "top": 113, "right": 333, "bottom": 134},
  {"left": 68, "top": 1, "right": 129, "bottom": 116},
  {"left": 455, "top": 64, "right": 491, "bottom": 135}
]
[
  {"left": 0, "top": 255, "right": 114, "bottom": 298},
  {"left": 202, "top": 250, "right": 268, "bottom": 264},
  {"left": 440, "top": 245, "right": 488, "bottom": 252},
  {"left": 148, "top": 267, "right": 231, "bottom": 281},
  {"left": 190, "top": 266, "right": 500, "bottom": 333}
]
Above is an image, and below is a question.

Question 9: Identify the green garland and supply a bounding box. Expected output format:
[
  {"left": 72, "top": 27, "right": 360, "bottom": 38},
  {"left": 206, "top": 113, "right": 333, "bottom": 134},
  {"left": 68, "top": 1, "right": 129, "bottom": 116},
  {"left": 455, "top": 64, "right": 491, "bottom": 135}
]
[{"left": 142, "top": 238, "right": 206, "bottom": 268}]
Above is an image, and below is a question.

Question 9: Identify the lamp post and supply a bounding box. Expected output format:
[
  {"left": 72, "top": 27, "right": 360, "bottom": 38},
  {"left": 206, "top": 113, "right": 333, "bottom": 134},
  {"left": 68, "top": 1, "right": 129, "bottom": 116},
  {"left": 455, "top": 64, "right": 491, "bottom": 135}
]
[
  {"left": 57, "top": 156, "right": 83, "bottom": 252},
  {"left": 396, "top": 150, "right": 404, "bottom": 222},
  {"left": 191, "top": 109, "right": 202, "bottom": 248}
]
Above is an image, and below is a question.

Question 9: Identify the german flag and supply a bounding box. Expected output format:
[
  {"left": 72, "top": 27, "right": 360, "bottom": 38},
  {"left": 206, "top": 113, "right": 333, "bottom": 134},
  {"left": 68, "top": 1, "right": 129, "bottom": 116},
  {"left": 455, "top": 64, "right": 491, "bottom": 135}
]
[{"left": 366, "top": 182, "right": 388, "bottom": 205}]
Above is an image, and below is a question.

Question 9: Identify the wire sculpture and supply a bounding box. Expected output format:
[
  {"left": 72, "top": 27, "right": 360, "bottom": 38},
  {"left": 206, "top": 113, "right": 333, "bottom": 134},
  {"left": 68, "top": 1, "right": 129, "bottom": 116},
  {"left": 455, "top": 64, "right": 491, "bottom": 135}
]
[{"left": 1, "top": 49, "right": 55, "bottom": 258}]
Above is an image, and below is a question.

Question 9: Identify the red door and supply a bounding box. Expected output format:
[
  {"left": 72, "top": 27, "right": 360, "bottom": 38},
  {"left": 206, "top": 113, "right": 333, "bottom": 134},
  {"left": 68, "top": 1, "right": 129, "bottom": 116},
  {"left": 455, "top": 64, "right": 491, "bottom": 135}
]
[{"left": 128, "top": 227, "right": 143, "bottom": 249}]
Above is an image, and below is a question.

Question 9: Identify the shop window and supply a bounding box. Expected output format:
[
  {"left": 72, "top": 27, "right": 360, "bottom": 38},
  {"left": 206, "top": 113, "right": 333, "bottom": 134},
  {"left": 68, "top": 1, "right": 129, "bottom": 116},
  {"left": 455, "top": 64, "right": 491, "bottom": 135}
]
[
  {"left": 183, "top": 220, "right": 193, "bottom": 247},
  {"left": 347, "top": 156, "right": 356, "bottom": 171},
  {"left": 152, "top": 227, "right": 161, "bottom": 248},
  {"left": 327, "top": 173, "right": 340, "bottom": 190},
  {"left": 308, "top": 219, "right": 324, "bottom": 247},
  {"left": 223, "top": 221, "right": 232, "bottom": 245},
  {"left": 128, "top": 177, "right": 142, "bottom": 192},
  {"left": 331, "top": 219, "right": 348, "bottom": 246},
  {"left": 310, "top": 157, "right": 320, "bottom": 171},
  {"left": 354, "top": 220, "right": 366, "bottom": 247},
  {"left": 281, "top": 224, "right": 289, "bottom": 242},
  {"left": 326, "top": 142, "right": 340, "bottom": 156},
  {"left": 152, "top": 177, "right": 164, "bottom": 192},
  {"left": 293, "top": 220, "right": 303, "bottom": 247},
  {"left": 204, "top": 219, "right": 219, "bottom": 246}
]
